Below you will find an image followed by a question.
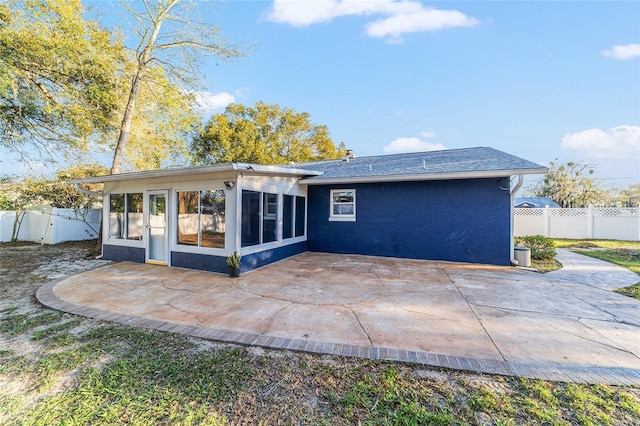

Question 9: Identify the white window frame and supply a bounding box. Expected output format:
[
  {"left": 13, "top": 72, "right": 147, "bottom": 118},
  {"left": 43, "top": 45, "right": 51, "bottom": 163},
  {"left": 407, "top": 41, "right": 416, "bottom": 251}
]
[{"left": 329, "top": 189, "right": 356, "bottom": 222}]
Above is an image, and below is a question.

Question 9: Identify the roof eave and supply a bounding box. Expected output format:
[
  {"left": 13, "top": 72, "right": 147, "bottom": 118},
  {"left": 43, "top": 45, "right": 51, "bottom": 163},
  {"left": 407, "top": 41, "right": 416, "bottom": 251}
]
[
  {"left": 67, "top": 163, "right": 322, "bottom": 184},
  {"left": 298, "top": 167, "right": 548, "bottom": 185}
]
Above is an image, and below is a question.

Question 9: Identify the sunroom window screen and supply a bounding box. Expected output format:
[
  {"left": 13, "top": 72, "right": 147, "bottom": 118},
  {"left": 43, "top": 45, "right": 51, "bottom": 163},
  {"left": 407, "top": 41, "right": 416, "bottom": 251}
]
[
  {"left": 241, "top": 190, "right": 260, "bottom": 247},
  {"left": 295, "top": 196, "right": 305, "bottom": 237},
  {"left": 262, "top": 193, "right": 277, "bottom": 243},
  {"left": 283, "top": 195, "right": 293, "bottom": 239}
]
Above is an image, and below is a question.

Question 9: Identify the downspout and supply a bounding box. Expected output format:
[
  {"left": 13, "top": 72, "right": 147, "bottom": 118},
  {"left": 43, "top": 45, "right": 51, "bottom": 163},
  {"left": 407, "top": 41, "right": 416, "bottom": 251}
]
[
  {"left": 509, "top": 175, "right": 523, "bottom": 266},
  {"left": 75, "top": 184, "right": 105, "bottom": 259}
]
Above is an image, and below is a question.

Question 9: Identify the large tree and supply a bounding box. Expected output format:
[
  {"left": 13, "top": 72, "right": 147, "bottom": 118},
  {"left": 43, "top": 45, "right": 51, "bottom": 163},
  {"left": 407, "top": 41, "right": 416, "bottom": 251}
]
[
  {"left": 119, "top": 66, "right": 200, "bottom": 171},
  {"left": 110, "top": 0, "right": 243, "bottom": 174},
  {"left": 0, "top": 0, "right": 124, "bottom": 163},
  {"left": 525, "top": 159, "right": 605, "bottom": 208},
  {"left": 191, "top": 101, "right": 345, "bottom": 165}
]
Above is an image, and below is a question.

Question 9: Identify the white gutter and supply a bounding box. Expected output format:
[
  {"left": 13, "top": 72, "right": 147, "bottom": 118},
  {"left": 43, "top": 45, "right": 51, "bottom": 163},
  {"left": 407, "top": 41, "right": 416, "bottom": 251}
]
[
  {"left": 299, "top": 168, "right": 547, "bottom": 185},
  {"left": 509, "top": 175, "right": 524, "bottom": 266},
  {"left": 74, "top": 183, "right": 104, "bottom": 198}
]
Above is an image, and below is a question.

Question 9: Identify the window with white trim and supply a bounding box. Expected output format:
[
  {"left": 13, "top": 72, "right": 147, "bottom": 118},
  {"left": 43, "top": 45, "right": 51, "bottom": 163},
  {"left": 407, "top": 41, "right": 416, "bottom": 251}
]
[
  {"left": 176, "top": 190, "right": 225, "bottom": 248},
  {"left": 330, "top": 189, "right": 356, "bottom": 221}
]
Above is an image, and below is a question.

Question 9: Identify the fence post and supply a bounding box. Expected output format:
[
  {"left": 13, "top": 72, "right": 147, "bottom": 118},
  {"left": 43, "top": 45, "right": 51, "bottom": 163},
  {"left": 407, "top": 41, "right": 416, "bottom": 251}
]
[
  {"left": 637, "top": 205, "right": 640, "bottom": 241},
  {"left": 587, "top": 204, "right": 593, "bottom": 239},
  {"left": 544, "top": 205, "right": 550, "bottom": 237}
]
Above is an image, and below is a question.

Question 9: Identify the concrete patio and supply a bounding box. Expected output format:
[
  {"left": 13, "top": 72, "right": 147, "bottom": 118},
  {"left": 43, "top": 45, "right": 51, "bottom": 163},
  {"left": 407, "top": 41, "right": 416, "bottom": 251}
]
[{"left": 37, "top": 250, "right": 640, "bottom": 385}]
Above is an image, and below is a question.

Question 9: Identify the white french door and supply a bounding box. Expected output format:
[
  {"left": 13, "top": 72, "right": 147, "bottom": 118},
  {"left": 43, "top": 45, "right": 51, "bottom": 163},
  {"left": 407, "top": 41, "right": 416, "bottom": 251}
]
[{"left": 147, "top": 190, "right": 168, "bottom": 265}]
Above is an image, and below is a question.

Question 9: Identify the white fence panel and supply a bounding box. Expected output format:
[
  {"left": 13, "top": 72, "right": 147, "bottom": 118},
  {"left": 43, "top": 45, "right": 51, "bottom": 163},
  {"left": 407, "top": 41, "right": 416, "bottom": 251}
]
[
  {"left": 549, "top": 208, "right": 590, "bottom": 239},
  {"left": 52, "top": 209, "right": 101, "bottom": 243},
  {"left": 515, "top": 206, "right": 640, "bottom": 241},
  {"left": 513, "top": 208, "right": 546, "bottom": 236},
  {"left": 0, "top": 209, "right": 101, "bottom": 243},
  {"left": 0, "top": 211, "right": 16, "bottom": 242},
  {"left": 25, "top": 210, "right": 53, "bottom": 244},
  {"left": 593, "top": 208, "right": 640, "bottom": 241}
]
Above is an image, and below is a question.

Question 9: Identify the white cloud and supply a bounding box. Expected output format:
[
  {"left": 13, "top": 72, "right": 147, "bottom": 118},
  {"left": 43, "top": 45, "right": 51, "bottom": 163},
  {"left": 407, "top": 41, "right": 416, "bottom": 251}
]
[
  {"left": 562, "top": 125, "right": 640, "bottom": 159},
  {"left": 419, "top": 131, "right": 436, "bottom": 139},
  {"left": 383, "top": 136, "right": 446, "bottom": 153},
  {"left": 602, "top": 44, "right": 640, "bottom": 60},
  {"left": 365, "top": 8, "right": 478, "bottom": 41},
  {"left": 193, "top": 91, "right": 235, "bottom": 112},
  {"left": 265, "top": 0, "right": 478, "bottom": 42}
]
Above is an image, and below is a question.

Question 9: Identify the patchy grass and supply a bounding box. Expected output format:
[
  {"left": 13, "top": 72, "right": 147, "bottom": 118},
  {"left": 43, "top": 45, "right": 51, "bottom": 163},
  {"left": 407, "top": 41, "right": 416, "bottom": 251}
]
[
  {"left": 613, "top": 283, "right": 640, "bottom": 301},
  {"left": 551, "top": 239, "right": 640, "bottom": 250},
  {"left": 531, "top": 258, "right": 562, "bottom": 273},
  {"left": 1, "top": 241, "right": 640, "bottom": 425},
  {"left": 552, "top": 239, "right": 640, "bottom": 274},
  {"left": 573, "top": 248, "right": 640, "bottom": 275},
  {"left": 0, "top": 310, "right": 63, "bottom": 336}
]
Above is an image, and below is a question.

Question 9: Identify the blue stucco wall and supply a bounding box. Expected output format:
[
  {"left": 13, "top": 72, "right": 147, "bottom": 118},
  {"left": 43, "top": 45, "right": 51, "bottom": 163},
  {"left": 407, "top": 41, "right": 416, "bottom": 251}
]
[
  {"left": 171, "top": 251, "right": 228, "bottom": 274},
  {"left": 306, "top": 179, "right": 512, "bottom": 265},
  {"left": 172, "top": 241, "right": 307, "bottom": 274},
  {"left": 103, "top": 244, "right": 145, "bottom": 263},
  {"left": 241, "top": 241, "right": 307, "bottom": 271}
]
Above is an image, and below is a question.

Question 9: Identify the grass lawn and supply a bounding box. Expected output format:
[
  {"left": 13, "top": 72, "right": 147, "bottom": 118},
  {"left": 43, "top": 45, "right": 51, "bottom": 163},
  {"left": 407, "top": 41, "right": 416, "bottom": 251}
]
[{"left": 1, "top": 242, "right": 639, "bottom": 425}]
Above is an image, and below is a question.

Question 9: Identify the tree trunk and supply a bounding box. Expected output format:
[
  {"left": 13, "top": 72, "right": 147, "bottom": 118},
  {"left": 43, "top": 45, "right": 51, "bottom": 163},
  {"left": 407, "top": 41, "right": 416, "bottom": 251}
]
[
  {"left": 109, "top": 11, "right": 165, "bottom": 174},
  {"left": 11, "top": 210, "right": 25, "bottom": 242},
  {"left": 110, "top": 70, "right": 144, "bottom": 174}
]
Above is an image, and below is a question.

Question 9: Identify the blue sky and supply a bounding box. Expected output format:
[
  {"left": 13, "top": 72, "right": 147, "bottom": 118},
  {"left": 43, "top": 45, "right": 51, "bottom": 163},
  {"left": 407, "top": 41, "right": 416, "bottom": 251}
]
[{"left": 2, "top": 0, "right": 639, "bottom": 191}]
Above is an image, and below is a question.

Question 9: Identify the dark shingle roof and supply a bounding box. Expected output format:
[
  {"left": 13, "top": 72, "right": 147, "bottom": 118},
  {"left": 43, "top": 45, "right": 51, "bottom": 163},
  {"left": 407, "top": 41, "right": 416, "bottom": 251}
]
[{"left": 290, "top": 147, "right": 547, "bottom": 183}]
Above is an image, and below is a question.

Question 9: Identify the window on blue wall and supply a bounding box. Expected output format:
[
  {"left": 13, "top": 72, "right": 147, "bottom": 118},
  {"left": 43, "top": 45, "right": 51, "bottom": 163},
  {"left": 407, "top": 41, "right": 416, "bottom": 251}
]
[
  {"left": 295, "top": 196, "right": 306, "bottom": 236},
  {"left": 283, "top": 195, "right": 293, "bottom": 239},
  {"left": 177, "top": 190, "right": 225, "bottom": 248},
  {"left": 241, "top": 190, "right": 261, "bottom": 247},
  {"left": 330, "top": 189, "right": 355, "bottom": 221}
]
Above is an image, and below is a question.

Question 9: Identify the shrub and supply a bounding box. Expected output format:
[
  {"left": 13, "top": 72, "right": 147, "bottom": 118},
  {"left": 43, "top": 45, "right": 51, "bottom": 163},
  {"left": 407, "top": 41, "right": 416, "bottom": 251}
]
[{"left": 515, "top": 235, "right": 557, "bottom": 260}]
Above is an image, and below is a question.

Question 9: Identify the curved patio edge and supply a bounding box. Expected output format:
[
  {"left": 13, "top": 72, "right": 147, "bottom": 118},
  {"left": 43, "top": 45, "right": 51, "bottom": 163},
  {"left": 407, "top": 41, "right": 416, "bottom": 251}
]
[{"left": 36, "top": 280, "right": 640, "bottom": 386}]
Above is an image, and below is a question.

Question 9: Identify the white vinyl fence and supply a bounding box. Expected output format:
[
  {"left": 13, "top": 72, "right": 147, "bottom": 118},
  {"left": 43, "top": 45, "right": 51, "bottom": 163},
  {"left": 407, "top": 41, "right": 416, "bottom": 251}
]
[
  {"left": 515, "top": 206, "right": 640, "bottom": 241},
  {"left": 0, "top": 208, "right": 101, "bottom": 244}
]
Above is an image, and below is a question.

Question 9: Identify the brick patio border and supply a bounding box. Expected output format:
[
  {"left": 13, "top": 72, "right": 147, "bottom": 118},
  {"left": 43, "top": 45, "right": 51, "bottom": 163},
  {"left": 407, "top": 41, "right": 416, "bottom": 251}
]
[{"left": 36, "top": 280, "right": 640, "bottom": 386}]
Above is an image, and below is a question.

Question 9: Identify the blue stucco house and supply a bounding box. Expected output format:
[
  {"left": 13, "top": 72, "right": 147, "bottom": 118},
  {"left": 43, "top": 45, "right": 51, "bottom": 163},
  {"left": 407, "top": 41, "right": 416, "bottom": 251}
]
[{"left": 70, "top": 147, "right": 547, "bottom": 273}]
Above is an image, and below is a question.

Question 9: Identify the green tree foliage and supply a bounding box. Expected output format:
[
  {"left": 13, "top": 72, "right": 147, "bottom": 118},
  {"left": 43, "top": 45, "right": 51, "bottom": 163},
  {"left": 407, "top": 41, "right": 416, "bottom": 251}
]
[
  {"left": 525, "top": 160, "right": 605, "bottom": 208},
  {"left": 191, "top": 102, "right": 346, "bottom": 165},
  {"left": 122, "top": 67, "right": 200, "bottom": 171},
  {"left": 110, "top": 0, "right": 244, "bottom": 174},
  {"left": 0, "top": 0, "right": 125, "bottom": 161},
  {"left": 613, "top": 184, "right": 640, "bottom": 207}
]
